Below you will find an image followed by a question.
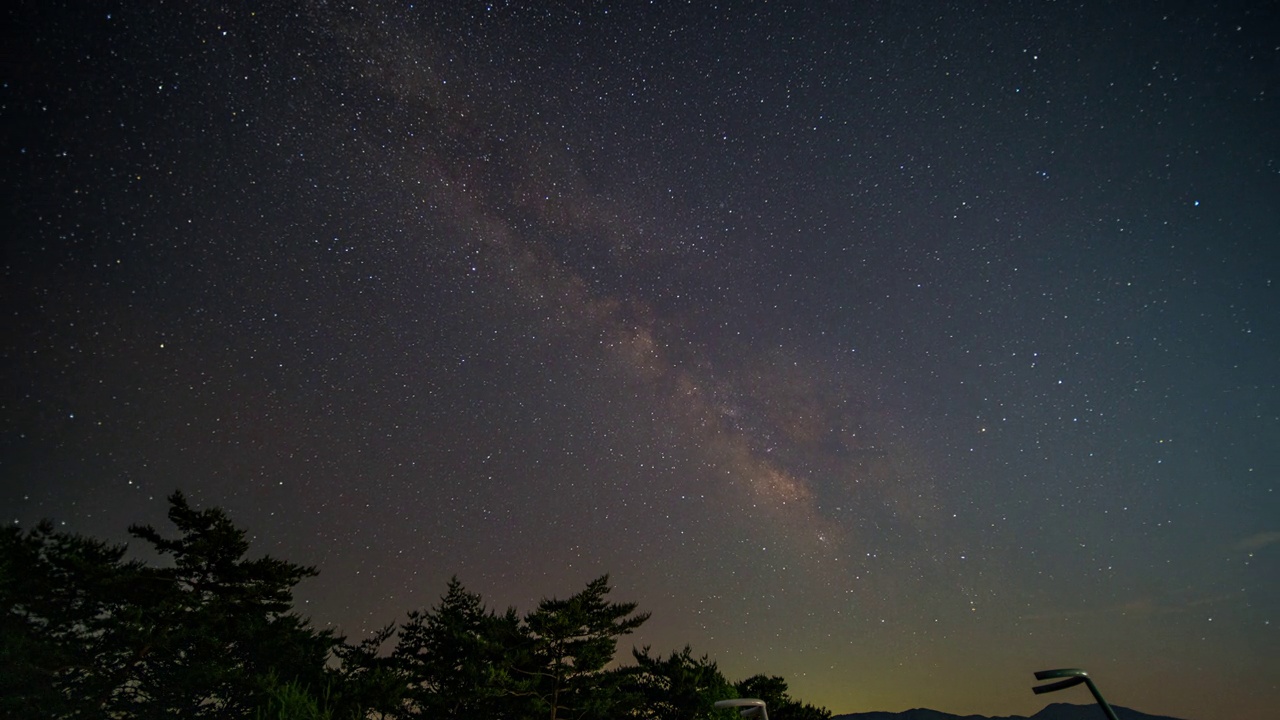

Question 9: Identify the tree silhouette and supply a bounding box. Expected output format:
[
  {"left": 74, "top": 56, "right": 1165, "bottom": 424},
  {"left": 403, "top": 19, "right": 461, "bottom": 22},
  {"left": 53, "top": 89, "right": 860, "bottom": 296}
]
[
  {"left": 1, "top": 492, "right": 337, "bottom": 718},
  {"left": 1, "top": 520, "right": 147, "bottom": 716},
  {"left": 733, "top": 675, "right": 832, "bottom": 720},
  {"left": 392, "top": 576, "right": 524, "bottom": 718},
  {"left": 123, "top": 491, "right": 336, "bottom": 717},
  {"left": 330, "top": 622, "right": 404, "bottom": 719},
  {"left": 3, "top": 495, "right": 832, "bottom": 720},
  {"left": 626, "top": 645, "right": 740, "bottom": 720},
  {"left": 522, "top": 574, "right": 651, "bottom": 720}
]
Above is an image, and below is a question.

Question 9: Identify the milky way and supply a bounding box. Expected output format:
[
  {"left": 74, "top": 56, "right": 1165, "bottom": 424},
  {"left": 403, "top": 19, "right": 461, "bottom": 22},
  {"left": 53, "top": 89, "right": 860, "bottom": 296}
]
[{"left": 4, "top": 2, "right": 1277, "bottom": 719}]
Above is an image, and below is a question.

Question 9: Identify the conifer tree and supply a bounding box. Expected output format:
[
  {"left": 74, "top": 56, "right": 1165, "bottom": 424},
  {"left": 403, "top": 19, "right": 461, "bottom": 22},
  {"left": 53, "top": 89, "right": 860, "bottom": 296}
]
[
  {"left": 392, "top": 576, "right": 524, "bottom": 718},
  {"left": 0, "top": 492, "right": 338, "bottom": 718},
  {"left": 733, "top": 675, "right": 831, "bottom": 720},
  {"left": 522, "top": 574, "right": 650, "bottom": 720},
  {"left": 122, "top": 491, "right": 337, "bottom": 717},
  {"left": 5, "top": 496, "right": 833, "bottom": 720},
  {"left": 626, "top": 645, "right": 739, "bottom": 720},
  {"left": 330, "top": 622, "right": 406, "bottom": 719},
  {"left": 0, "top": 521, "right": 147, "bottom": 716}
]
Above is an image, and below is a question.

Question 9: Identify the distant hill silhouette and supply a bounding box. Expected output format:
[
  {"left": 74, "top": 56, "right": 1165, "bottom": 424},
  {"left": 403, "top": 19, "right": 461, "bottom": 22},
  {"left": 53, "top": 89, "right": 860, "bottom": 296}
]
[{"left": 832, "top": 702, "right": 1188, "bottom": 720}]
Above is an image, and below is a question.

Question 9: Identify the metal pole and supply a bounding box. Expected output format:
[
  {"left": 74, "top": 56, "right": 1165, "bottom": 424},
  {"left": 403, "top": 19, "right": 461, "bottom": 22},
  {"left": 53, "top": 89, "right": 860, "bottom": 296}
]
[{"left": 1032, "top": 668, "right": 1120, "bottom": 720}]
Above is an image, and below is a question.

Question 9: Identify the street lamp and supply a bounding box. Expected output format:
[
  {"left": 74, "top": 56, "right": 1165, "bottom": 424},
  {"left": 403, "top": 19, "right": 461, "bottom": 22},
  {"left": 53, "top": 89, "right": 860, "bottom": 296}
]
[
  {"left": 715, "top": 698, "right": 769, "bottom": 720},
  {"left": 1032, "top": 668, "right": 1120, "bottom": 720}
]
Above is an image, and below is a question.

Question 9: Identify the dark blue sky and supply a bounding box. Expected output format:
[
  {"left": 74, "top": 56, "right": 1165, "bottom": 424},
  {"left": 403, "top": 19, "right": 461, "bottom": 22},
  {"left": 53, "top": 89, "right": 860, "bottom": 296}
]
[{"left": 4, "top": 2, "right": 1277, "bottom": 718}]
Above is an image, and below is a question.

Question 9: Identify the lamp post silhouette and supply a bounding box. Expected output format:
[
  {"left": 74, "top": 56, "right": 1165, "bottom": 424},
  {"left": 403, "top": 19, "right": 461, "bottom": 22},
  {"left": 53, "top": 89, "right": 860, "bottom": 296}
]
[
  {"left": 715, "top": 698, "right": 769, "bottom": 720},
  {"left": 1032, "top": 668, "right": 1120, "bottom": 720}
]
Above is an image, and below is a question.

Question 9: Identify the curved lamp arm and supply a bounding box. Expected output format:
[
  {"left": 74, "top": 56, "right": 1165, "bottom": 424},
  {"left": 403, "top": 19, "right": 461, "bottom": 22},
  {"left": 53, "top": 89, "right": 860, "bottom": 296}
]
[{"left": 1032, "top": 668, "right": 1120, "bottom": 720}]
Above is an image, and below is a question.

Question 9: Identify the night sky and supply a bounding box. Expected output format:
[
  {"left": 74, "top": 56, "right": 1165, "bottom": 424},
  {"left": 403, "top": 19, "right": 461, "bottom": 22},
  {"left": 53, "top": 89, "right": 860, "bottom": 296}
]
[{"left": 3, "top": 2, "right": 1277, "bottom": 719}]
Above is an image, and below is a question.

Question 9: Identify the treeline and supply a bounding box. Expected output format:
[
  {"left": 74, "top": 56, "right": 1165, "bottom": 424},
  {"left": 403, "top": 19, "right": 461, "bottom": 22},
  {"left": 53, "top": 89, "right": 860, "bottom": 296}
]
[{"left": 1, "top": 492, "right": 831, "bottom": 720}]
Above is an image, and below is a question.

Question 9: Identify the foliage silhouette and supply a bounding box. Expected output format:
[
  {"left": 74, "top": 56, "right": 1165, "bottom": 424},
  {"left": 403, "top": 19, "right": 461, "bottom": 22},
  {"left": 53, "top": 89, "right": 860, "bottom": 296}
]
[
  {"left": 1, "top": 493, "right": 831, "bottom": 720},
  {"left": 2, "top": 492, "right": 336, "bottom": 718},
  {"left": 625, "top": 645, "right": 741, "bottom": 720},
  {"left": 522, "top": 574, "right": 651, "bottom": 720},
  {"left": 734, "top": 675, "right": 833, "bottom": 720},
  {"left": 391, "top": 576, "right": 525, "bottom": 718}
]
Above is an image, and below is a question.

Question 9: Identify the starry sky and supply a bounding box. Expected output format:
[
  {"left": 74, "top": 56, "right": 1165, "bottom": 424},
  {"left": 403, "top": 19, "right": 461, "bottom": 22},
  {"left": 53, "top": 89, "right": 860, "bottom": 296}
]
[{"left": 3, "top": 2, "right": 1277, "bottom": 719}]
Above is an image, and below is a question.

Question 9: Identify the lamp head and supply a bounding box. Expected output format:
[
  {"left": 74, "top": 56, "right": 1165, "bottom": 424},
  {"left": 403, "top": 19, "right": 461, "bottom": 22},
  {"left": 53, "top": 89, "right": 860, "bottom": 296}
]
[{"left": 715, "top": 698, "right": 769, "bottom": 719}]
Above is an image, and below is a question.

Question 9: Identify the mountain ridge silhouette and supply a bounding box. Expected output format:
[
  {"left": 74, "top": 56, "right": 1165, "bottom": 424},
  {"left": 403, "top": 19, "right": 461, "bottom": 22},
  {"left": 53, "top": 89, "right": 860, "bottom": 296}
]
[{"left": 832, "top": 702, "right": 1188, "bottom": 720}]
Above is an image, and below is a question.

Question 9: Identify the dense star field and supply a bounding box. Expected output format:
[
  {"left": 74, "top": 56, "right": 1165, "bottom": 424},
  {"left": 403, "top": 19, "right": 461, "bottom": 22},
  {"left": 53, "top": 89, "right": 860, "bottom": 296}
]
[{"left": 3, "top": 1, "right": 1277, "bottom": 718}]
